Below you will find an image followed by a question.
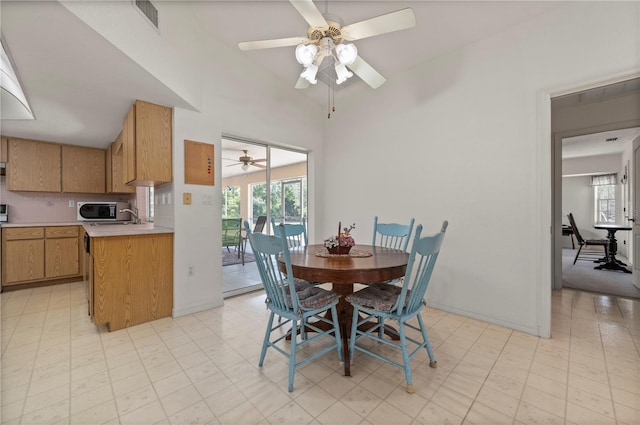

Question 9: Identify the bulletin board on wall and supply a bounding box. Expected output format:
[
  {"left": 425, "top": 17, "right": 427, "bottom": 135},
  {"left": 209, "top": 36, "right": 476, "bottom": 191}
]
[{"left": 184, "top": 140, "right": 214, "bottom": 185}]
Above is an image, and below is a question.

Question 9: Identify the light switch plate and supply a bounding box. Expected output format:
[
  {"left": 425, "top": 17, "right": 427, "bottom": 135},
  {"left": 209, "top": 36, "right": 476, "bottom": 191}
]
[{"left": 183, "top": 192, "right": 192, "bottom": 205}]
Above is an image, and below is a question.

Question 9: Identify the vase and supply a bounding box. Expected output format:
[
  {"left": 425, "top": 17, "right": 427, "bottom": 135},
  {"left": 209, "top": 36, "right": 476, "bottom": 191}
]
[{"left": 327, "top": 245, "right": 352, "bottom": 255}]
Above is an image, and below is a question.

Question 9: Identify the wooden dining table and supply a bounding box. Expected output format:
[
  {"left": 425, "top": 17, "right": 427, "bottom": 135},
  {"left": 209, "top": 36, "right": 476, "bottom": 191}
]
[{"left": 279, "top": 244, "right": 409, "bottom": 376}]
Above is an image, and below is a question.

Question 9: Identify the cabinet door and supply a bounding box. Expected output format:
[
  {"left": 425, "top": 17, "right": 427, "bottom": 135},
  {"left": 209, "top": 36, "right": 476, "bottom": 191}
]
[
  {"left": 45, "top": 237, "right": 79, "bottom": 278},
  {"left": 123, "top": 104, "right": 136, "bottom": 184},
  {"left": 135, "top": 100, "right": 172, "bottom": 185},
  {"left": 1, "top": 136, "right": 7, "bottom": 162},
  {"left": 62, "top": 145, "right": 106, "bottom": 193},
  {"left": 7, "top": 139, "right": 61, "bottom": 192},
  {"left": 4, "top": 239, "right": 45, "bottom": 283},
  {"left": 107, "top": 136, "right": 135, "bottom": 194}
]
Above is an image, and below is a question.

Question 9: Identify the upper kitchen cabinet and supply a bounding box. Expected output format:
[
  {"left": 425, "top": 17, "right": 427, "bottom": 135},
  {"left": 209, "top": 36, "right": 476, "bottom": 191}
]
[
  {"left": 106, "top": 132, "right": 135, "bottom": 194},
  {"left": 123, "top": 100, "right": 172, "bottom": 186},
  {"left": 1, "top": 136, "right": 7, "bottom": 162},
  {"left": 7, "top": 138, "right": 61, "bottom": 192},
  {"left": 62, "top": 145, "right": 106, "bottom": 194}
]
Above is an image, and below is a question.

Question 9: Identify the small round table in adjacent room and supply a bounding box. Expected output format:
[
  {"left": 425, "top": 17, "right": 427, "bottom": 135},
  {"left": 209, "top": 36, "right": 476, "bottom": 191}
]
[{"left": 593, "top": 224, "right": 632, "bottom": 273}]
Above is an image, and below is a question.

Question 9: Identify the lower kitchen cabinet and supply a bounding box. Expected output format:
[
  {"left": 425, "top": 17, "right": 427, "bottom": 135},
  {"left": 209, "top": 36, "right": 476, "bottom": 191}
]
[
  {"left": 89, "top": 232, "right": 173, "bottom": 331},
  {"left": 2, "top": 226, "right": 82, "bottom": 287}
]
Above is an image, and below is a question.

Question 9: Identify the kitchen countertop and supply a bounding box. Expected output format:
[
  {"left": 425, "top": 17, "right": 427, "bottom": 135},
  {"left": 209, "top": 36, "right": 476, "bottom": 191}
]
[{"left": 1, "top": 221, "right": 174, "bottom": 237}]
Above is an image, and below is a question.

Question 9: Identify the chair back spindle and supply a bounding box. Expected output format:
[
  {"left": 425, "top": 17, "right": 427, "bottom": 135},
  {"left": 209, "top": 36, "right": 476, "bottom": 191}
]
[{"left": 372, "top": 216, "right": 415, "bottom": 251}]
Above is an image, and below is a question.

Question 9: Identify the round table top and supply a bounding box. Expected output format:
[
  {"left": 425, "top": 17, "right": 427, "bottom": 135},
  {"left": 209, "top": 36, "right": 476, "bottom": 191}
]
[
  {"left": 593, "top": 224, "right": 633, "bottom": 231},
  {"left": 282, "top": 244, "right": 409, "bottom": 284}
]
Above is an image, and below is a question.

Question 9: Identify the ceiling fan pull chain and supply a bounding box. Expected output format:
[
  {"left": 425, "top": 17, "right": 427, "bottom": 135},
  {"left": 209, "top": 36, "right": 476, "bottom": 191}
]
[{"left": 327, "top": 81, "right": 331, "bottom": 119}]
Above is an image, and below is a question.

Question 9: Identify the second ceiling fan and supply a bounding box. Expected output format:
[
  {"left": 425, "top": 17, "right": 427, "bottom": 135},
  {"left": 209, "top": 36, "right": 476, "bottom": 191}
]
[
  {"left": 238, "top": 0, "right": 416, "bottom": 90},
  {"left": 225, "top": 150, "right": 267, "bottom": 171}
]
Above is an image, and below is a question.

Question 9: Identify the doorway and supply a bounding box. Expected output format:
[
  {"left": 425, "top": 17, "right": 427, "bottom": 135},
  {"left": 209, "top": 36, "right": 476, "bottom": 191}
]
[
  {"left": 552, "top": 77, "right": 640, "bottom": 299},
  {"left": 220, "top": 136, "right": 308, "bottom": 297}
]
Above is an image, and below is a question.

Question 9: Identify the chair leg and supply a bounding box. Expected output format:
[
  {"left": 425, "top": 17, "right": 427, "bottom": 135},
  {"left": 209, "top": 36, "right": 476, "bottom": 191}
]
[
  {"left": 377, "top": 317, "right": 384, "bottom": 339},
  {"left": 397, "top": 321, "right": 414, "bottom": 393},
  {"left": 330, "top": 305, "right": 344, "bottom": 363},
  {"left": 259, "top": 312, "right": 275, "bottom": 367},
  {"left": 288, "top": 319, "right": 298, "bottom": 392},
  {"left": 417, "top": 314, "right": 437, "bottom": 368},
  {"left": 349, "top": 306, "right": 360, "bottom": 362},
  {"left": 573, "top": 245, "right": 583, "bottom": 265}
]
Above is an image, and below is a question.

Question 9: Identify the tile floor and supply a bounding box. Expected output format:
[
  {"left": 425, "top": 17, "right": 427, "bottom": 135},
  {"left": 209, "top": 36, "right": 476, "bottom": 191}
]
[{"left": 1, "top": 282, "right": 639, "bottom": 425}]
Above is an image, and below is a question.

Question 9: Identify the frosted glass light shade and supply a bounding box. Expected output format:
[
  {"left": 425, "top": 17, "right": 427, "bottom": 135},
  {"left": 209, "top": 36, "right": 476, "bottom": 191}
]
[
  {"left": 300, "top": 63, "right": 318, "bottom": 84},
  {"left": 335, "top": 43, "right": 357, "bottom": 65},
  {"left": 295, "top": 44, "right": 317, "bottom": 67},
  {"left": 335, "top": 63, "right": 353, "bottom": 85}
]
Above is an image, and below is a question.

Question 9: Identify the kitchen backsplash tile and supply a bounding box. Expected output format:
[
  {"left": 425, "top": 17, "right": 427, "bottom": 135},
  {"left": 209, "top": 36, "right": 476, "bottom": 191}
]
[{"left": 0, "top": 179, "right": 137, "bottom": 223}]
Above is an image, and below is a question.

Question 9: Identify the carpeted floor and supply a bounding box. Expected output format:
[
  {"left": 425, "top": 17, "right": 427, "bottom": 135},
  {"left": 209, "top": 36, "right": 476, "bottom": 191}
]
[
  {"left": 222, "top": 248, "right": 255, "bottom": 266},
  {"left": 562, "top": 248, "right": 640, "bottom": 299}
]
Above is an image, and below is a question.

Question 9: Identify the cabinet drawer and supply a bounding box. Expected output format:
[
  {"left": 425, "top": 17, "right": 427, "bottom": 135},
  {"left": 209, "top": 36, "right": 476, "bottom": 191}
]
[
  {"left": 45, "top": 226, "right": 79, "bottom": 238},
  {"left": 4, "top": 227, "right": 45, "bottom": 240}
]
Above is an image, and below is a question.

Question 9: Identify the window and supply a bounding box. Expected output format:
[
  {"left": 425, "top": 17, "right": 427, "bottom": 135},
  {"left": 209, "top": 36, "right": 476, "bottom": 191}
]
[
  {"left": 250, "top": 177, "right": 307, "bottom": 230},
  {"left": 222, "top": 186, "right": 240, "bottom": 217},
  {"left": 591, "top": 173, "right": 617, "bottom": 224},
  {"left": 147, "top": 187, "right": 154, "bottom": 222},
  {"left": 595, "top": 184, "right": 616, "bottom": 223}
]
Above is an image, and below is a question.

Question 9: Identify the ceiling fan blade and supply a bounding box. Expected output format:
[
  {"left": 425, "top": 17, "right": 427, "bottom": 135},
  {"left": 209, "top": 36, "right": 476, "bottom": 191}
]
[
  {"left": 252, "top": 158, "right": 267, "bottom": 163},
  {"left": 226, "top": 163, "right": 242, "bottom": 168},
  {"left": 295, "top": 76, "right": 310, "bottom": 89},
  {"left": 289, "top": 0, "right": 328, "bottom": 29},
  {"left": 341, "top": 8, "right": 416, "bottom": 41},
  {"left": 239, "top": 36, "right": 309, "bottom": 51},
  {"left": 348, "top": 56, "right": 386, "bottom": 89},
  {"left": 251, "top": 163, "right": 267, "bottom": 169}
]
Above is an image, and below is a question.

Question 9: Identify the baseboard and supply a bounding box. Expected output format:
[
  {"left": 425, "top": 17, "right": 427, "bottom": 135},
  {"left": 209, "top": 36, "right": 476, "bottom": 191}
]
[
  {"left": 426, "top": 300, "right": 543, "bottom": 337},
  {"left": 173, "top": 298, "right": 223, "bottom": 317}
]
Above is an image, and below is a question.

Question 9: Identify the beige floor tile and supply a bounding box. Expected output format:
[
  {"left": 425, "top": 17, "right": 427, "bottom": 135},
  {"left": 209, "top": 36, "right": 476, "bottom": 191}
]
[
  {"left": 19, "top": 399, "right": 69, "bottom": 424},
  {"left": 294, "top": 385, "right": 337, "bottom": 417},
  {"left": 565, "top": 401, "right": 616, "bottom": 425},
  {"left": 168, "top": 399, "right": 216, "bottom": 425},
  {"left": 70, "top": 399, "right": 118, "bottom": 425},
  {"left": 69, "top": 383, "right": 114, "bottom": 416},
  {"left": 365, "top": 400, "right": 413, "bottom": 425},
  {"left": 465, "top": 401, "right": 513, "bottom": 425},
  {"left": 521, "top": 385, "right": 566, "bottom": 418},
  {"left": 474, "top": 385, "right": 519, "bottom": 417},
  {"left": 414, "top": 401, "right": 464, "bottom": 425},
  {"left": 115, "top": 383, "right": 158, "bottom": 416},
  {"left": 614, "top": 402, "right": 640, "bottom": 424},
  {"left": 153, "top": 371, "right": 192, "bottom": 398},
  {"left": 315, "top": 401, "right": 364, "bottom": 425},
  {"left": 341, "top": 385, "right": 382, "bottom": 417},
  {"left": 119, "top": 399, "right": 168, "bottom": 425},
  {"left": 159, "top": 385, "right": 203, "bottom": 417},
  {"left": 429, "top": 385, "right": 473, "bottom": 418},
  {"left": 515, "top": 401, "right": 564, "bottom": 425},
  {"left": 217, "top": 400, "right": 266, "bottom": 424},
  {"left": 566, "top": 386, "right": 615, "bottom": 419}
]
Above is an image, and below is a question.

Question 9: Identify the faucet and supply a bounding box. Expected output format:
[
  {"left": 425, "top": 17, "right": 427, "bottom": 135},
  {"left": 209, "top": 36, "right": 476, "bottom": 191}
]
[{"left": 120, "top": 207, "right": 142, "bottom": 224}]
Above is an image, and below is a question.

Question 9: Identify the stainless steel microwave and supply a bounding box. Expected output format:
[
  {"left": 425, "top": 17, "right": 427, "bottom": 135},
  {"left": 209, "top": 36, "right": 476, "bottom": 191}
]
[{"left": 77, "top": 202, "right": 131, "bottom": 221}]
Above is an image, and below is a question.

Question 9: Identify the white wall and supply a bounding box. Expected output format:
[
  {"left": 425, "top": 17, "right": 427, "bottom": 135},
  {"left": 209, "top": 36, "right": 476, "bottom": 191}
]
[{"left": 321, "top": 2, "right": 640, "bottom": 336}]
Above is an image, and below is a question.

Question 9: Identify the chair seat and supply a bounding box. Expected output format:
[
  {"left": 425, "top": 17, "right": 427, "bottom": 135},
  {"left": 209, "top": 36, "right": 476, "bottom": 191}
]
[
  {"left": 346, "top": 283, "right": 410, "bottom": 312},
  {"left": 286, "top": 282, "right": 339, "bottom": 310},
  {"left": 585, "top": 239, "right": 608, "bottom": 245}
]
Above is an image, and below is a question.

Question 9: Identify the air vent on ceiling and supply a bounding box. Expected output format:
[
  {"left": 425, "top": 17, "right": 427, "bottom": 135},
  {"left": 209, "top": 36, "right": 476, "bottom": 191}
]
[
  {"left": 605, "top": 137, "right": 618, "bottom": 142},
  {"left": 135, "top": 0, "right": 159, "bottom": 30}
]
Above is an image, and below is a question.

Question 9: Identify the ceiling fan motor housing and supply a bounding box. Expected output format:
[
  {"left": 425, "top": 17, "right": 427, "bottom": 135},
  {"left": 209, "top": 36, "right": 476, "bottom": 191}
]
[{"left": 307, "top": 21, "right": 343, "bottom": 44}]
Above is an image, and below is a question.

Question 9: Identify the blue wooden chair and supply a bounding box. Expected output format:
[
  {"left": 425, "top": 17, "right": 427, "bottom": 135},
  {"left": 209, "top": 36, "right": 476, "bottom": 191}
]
[
  {"left": 347, "top": 221, "right": 448, "bottom": 393},
  {"left": 271, "top": 217, "right": 308, "bottom": 247},
  {"left": 372, "top": 216, "right": 415, "bottom": 251},
  {"left": 244, "top": 221, "right": 343, "bottom": 392}
]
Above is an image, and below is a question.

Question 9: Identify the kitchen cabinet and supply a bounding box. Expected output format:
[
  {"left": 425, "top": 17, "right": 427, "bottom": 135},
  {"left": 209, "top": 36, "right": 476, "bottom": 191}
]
[
  {"left": 89, "top": 232, "right": 173, "bottom": 331},
  {"left": 122, "top": 100, "right": 172, "bottom": 186},
  {"left": 7, "top": 138, "right": 61, "bottom": 192},
  {"left": 2, "top": 226, "right": 82, "bottom": 287},
  {"left": 1, "top": 136, "right": 7, "bottom": 162},
  {"left": 106, "top": 132, "right": 135, "bottom": 194},
  {"left": 62, "top": 145, "right": 106, "bottom": 193}
]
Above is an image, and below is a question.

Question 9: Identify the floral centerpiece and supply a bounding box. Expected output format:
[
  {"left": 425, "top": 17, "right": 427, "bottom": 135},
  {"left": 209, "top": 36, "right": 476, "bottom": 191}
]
[{"left": 324, "top": 222, "right": 356, "bottom": 255}]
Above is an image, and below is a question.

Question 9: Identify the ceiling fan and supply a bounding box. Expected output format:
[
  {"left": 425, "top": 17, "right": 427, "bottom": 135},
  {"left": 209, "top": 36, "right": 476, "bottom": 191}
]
[
  {"left": 224, "top": 150, "right": 267, "bottom": 171},
  {"left": 238, "top": 0, "right": 416, "bottom": 90}
]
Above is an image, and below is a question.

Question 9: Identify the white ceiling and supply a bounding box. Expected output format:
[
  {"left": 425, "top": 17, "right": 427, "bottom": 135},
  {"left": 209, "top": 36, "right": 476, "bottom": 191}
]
[
  {"left": 562, "top": 127, "right": 640, "bottom": 159},
  {"left": 221, "top": 138, "right": 307, "bottom": 179},
  {"left": 0, "top": 1, "right": 563, "bottom": 149}
]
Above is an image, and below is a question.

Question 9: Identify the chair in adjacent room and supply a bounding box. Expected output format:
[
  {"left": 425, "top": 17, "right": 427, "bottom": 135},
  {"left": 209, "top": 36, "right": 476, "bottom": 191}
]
[
  {"left": 372, "top": 216, "right": 415, "bottom": 251},
  {"left": 241, "top": 215, "right": 267, "bottom": 264},
  {"left": 566, "top": 212, "right": 609, "bottom": 265},
  {"left": 244, "top": 221, "right": 343, "bottom": 392},
  {"left": 347, "top": 221, "right": 448, "bottom": 393},
  {"left": 222, "top": 217, "right": 243, "bottom": 260},
  {"left": 270, "top": 217, "right": 308, "bottom": 247}
]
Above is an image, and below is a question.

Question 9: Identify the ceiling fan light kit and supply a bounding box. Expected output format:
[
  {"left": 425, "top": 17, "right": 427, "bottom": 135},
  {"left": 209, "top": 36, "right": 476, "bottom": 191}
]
[{"left": 238, "top": 0, "right": 416, "bottom": 91}]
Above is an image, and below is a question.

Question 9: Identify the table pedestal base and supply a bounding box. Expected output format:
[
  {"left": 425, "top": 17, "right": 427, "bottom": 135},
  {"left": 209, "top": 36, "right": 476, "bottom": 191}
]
[
  {"left": 287, "top": 283, "right": 400, "bottom": 377},
  {"left": 594, "top": 262, "right": 631, "bottom": 273}
]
